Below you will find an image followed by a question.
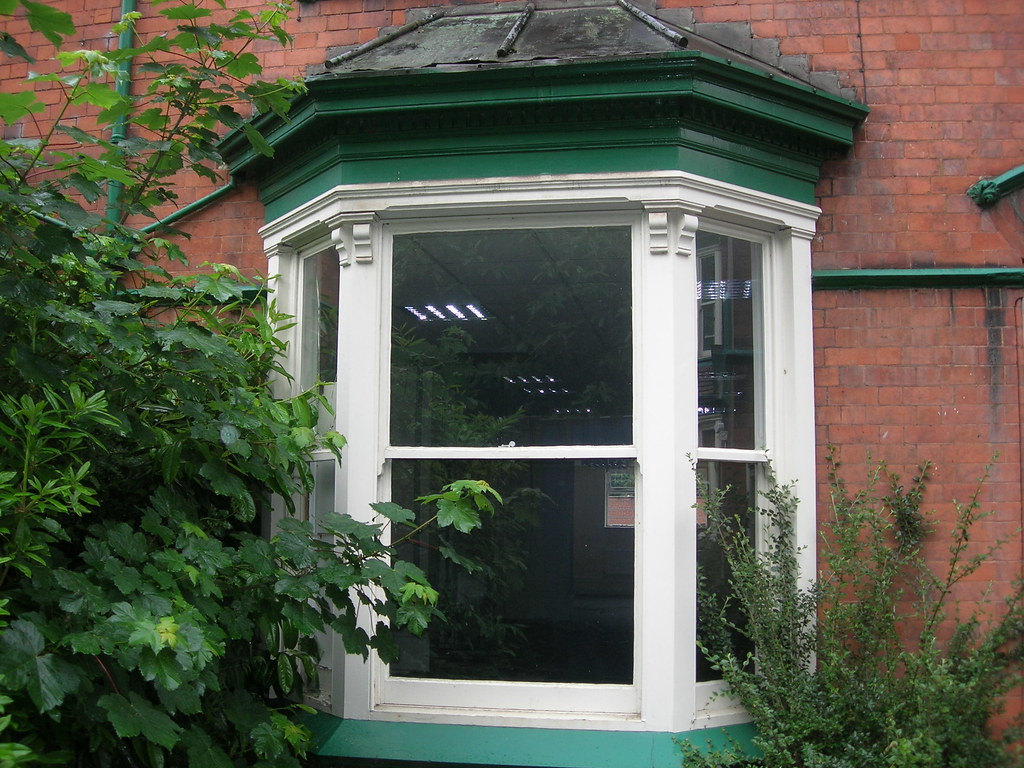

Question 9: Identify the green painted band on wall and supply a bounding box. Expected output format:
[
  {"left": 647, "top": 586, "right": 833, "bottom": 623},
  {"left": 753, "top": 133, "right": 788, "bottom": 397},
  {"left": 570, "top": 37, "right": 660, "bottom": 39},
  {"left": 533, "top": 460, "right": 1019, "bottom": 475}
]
[
  {"left": 260, "top": 136, "right": 817, "bottom": 223},
  {"left": 812, "top": 268, "right": 1024, "bottom": 290},
  {"left": 307, "top": 716, "right": 758, "bottom": 768}
]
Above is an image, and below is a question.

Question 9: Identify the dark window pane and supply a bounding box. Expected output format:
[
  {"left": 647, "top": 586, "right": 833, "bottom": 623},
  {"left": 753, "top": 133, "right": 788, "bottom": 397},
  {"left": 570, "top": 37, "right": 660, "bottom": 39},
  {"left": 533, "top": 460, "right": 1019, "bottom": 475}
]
[
  {"left": 390, "top": 228, "right": 632, "bottom": 447},
  {"left": 695, "top": 460, "right": 756, "bottom": 682},
  {"left": 391, "top": 459, "right": 634, "bottom": 684},
  {"left": 697, "top": 233, "right": 761, "bottom": 450}
]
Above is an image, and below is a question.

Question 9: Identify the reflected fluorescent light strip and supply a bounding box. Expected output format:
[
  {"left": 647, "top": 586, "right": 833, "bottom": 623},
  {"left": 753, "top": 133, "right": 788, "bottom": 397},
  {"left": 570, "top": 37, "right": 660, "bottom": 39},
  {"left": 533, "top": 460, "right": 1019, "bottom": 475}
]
[
  {"left": 404, "top": 303, "right": 491, "bottom": 322},
  {"left": 503, "top": 374, "right": 566, "bottom": 395},
  {"left": 697, "top": 280, "right": 753, "bottom": 300}
]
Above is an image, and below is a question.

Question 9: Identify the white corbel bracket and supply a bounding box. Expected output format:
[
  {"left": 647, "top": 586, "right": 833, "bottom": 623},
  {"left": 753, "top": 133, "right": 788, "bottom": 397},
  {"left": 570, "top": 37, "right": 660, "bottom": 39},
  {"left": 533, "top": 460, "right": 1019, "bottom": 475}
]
[
  {"left": 326, "top": 213, "right": 377, "bottom": 266},
  {"left": 264, "top": 240, "right": 295, "bottom": 262},
  {"left": 644, "top": 205, "right": 700, "bottom": 258},
  {"left": 787, "top": 225, "right": 817, "bottom": 243},
  {"left": 264, "top": 241, "right": 296, "bottom": 297}
]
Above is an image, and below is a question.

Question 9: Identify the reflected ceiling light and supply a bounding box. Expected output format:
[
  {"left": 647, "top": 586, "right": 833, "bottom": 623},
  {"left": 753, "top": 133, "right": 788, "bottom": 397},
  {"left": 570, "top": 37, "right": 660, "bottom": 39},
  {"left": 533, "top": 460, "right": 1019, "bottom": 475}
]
[
  {"left": 697, "top": 279, "right": 753, "bottom": 300},
  {"left": 402, "top": 302, "right": 491, "bottom": 322}
]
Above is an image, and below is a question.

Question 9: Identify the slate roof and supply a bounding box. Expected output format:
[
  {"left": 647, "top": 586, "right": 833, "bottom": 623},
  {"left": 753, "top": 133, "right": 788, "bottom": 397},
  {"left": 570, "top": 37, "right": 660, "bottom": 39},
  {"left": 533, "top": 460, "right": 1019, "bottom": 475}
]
[{"left": 310, "top": 0, "right": 853, "bottom": 100}]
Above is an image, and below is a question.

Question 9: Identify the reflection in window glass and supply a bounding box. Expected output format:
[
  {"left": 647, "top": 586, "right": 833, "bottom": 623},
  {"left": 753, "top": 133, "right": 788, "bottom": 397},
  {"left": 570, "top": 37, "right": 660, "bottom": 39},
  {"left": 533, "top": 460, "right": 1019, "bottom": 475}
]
[
  {"left": 605, "top": 468, "right": 635, "bottom": 528},
  {"left": 696, "top": 233, "right": 762, "bottom": 450},
  {"left": 390, "top": 228, "right": 632, "bottom": 447},
  {"left": 300, "top": 248, "right": 339, "bottom": 433},
  {"left": 696, "top": 460, "right": 756, "bottom": 682},
  {"left": 391, "top": 459, "right": 635, "bottom": 685},
  {"left": 303, "top": 458, "right": 335, "bottom": 536},
  {"left": 300, "top": 248, "right": 340, "bottom": 389}
]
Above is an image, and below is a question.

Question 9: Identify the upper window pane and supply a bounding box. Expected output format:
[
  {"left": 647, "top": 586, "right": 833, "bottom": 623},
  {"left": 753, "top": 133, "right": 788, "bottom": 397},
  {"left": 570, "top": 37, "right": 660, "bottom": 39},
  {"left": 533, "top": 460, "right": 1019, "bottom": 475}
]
[
  {"left": 697, "top": 233, "right": 762, "bottom": 450},
  {"left": 390, "top": 227, "right": 632, "bottom": 447},
  {"left": 300, "top": 248, "right": 340, "bottom": 389}
]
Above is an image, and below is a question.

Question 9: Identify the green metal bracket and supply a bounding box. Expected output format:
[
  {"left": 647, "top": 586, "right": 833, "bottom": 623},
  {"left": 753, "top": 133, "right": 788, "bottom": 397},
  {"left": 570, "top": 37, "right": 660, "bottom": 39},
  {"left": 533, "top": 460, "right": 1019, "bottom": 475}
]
[{"left": 966, "top": 163, "right": 1024, "bottom": 208}]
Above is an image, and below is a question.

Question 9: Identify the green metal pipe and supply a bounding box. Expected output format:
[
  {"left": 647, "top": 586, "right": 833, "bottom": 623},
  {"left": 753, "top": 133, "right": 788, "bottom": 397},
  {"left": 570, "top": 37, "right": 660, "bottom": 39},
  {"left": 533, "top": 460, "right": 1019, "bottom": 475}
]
[
  {"left": 105, "top": 0, "right": 137, "bottom": 223},
  {"left": 106, "top": 0, "right": 238, "bottom": 235},
  {"left": 813, "top": 267, "right": 1024, "bottom": 290},
  {"left": 966, "top": 163, "right": 1024, "bottom": 208},
  {"left": 141, "top": 177, "right": 237, "bottom": 233}
]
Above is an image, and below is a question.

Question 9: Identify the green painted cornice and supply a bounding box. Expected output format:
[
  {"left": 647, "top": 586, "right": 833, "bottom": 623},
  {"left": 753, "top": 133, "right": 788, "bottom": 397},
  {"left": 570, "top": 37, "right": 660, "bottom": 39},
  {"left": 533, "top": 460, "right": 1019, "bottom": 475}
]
[
  {"left": 966, "top": 163, "right": 1024, "bottom": 208},
  {"left": 813, "top": 267, "right": 1024, "bottom": 290},
  {"left": 222, "top": 52, "right": 866, "bottom": 209}
]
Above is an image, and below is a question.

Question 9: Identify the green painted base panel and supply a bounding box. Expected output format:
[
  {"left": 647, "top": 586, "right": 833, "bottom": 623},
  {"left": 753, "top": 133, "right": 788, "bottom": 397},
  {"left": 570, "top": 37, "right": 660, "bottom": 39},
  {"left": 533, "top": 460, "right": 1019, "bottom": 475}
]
[{"left": 309, "top": 716, "right": 758, "bottom": 768}]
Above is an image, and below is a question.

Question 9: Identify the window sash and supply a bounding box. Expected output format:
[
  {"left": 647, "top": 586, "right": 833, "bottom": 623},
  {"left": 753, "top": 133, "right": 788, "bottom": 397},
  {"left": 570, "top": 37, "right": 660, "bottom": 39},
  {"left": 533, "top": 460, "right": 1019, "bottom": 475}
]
[{"left": 377, "top": 214, "right": 642, "bottom": 712}]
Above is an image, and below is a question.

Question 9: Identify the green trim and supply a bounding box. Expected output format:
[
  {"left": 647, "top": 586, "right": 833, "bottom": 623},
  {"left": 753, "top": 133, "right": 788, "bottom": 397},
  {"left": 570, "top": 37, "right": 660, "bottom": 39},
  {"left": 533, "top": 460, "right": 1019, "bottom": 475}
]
[
  {"left": 223, "top": 52, "right": 866, "bottom": 214},
  {"left": 260, "top": 133, "right": 818, "bottom": 222},
  {"left": 812, "top": 268, "right": 1024, "bottom": 290},
  {"left": 307, "top": 717, "right": 758, "bottom": 768},
  {"left": 225, "top": 54, "right": 865, "bottom": 169},
  {"left": 966, "top": 163, "right": 1024, "bottom": 208}
]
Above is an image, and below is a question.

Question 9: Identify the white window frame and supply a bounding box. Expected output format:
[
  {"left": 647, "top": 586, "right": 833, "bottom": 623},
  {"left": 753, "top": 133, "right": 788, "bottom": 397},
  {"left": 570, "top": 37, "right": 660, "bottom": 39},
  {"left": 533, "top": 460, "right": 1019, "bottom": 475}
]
[{"left": 261, "top": 171, "right": 819, "bottom": 734}]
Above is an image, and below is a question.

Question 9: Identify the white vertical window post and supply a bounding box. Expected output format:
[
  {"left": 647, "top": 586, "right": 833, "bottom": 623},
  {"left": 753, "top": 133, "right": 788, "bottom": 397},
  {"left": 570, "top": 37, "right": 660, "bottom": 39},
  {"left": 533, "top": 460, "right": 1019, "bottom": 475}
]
[
  {"left": 765, "top": 225, "right": 818, "bottom": 587},
  {"left": 638, "top": 206, "right": 701, "bottom": 730},
  {"left": 320, "top": 212, "right": 386, "bottom": 720}
]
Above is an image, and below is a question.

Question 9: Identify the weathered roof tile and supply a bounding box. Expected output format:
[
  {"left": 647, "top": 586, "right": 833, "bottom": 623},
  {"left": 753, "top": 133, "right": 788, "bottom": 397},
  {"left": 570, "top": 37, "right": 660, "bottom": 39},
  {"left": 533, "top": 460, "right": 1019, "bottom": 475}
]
[{"left": 312, "top": 0, "right": 849, "bottom": 98}]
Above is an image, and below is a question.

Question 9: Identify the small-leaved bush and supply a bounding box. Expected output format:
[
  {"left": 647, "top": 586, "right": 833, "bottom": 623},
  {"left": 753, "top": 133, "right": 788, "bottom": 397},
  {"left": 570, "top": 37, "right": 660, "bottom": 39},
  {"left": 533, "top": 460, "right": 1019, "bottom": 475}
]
[{"left": 687, "top": 454, "right": 1024, "bottom": 768}]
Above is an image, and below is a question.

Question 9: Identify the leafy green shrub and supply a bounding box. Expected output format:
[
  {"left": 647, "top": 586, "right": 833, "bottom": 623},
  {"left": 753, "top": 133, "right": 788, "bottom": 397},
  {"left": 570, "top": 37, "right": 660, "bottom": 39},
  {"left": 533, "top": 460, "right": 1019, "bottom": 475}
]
[
  {"left": 686, "top": 455, "right": 1024, "bottom": 768},
  {"left": 0, "top": 257, "right": 500, "bottom": 765},
  {"left": 0, "top": 1, "right": 498, "bottom": 764}
]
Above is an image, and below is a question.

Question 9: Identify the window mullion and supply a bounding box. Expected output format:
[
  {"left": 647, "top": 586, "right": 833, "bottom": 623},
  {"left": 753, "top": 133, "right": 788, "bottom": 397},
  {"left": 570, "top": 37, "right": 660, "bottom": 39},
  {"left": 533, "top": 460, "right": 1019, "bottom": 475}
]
[{"left": 637, "top": 206, "right": 701, "bottom": 731}]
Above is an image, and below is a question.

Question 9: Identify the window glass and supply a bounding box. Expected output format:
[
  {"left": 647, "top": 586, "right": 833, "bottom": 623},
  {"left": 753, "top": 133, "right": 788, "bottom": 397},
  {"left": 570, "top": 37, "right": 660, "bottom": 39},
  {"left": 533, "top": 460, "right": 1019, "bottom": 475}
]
[
  {"left": 391, "top": 458, "right": 635, "bottom": 685},
  {"left": 695, "top": 460, "right": 756, "bottom": 682},
  {"left": 696, "top": 233, "right": 762, "bottom": 450},
  {"left": 390, "top": 227, "right": 632, "bottom": 447},
  {"left": 303, "top": 457, "right": 335, "bottom": 536},
  {"left": 300, "top": 248, "right": 340, "bottom": 389}
]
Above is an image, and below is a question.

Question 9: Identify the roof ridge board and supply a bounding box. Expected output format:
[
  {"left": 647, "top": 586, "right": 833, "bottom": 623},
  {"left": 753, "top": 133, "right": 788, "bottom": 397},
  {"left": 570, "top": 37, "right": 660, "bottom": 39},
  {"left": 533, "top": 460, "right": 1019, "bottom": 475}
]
[{"left": 407, "top": 0, "right": 624, "bottom": 20}]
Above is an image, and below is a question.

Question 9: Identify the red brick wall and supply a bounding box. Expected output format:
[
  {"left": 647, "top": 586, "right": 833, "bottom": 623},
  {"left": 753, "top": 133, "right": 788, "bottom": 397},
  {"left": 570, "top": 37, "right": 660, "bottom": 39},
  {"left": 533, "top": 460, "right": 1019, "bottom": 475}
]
[
  {"left": 814, "top": 285, "right": 1024, "bottom": 727},
  {"left": 663, "top": 0, "right": 1024, "bottom": 270}
]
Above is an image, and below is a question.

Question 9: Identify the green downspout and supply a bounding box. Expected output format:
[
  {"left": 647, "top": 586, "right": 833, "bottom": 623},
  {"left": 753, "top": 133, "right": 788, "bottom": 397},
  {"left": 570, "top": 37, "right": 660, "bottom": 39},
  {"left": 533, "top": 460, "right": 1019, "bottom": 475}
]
[
  {"left": 105, "top": 0, "right": 239, "bottom": 232},
  {"left": 966, "top": 163, "right": 1024, "bottom": 208},
  {"left": 105, "top": 0, "right": 136, "bottom": 223}
]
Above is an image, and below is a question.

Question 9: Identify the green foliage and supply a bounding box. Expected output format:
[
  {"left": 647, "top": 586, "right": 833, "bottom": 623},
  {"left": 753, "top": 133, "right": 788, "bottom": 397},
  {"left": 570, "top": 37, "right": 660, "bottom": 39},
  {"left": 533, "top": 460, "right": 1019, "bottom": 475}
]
[
  {"left": 686, "top": 455, "right": 1024, "bottom": 768},
  {"left": 0, "top": 1, "right": 491, "bottom": 765},
  {"left": 0, "top": 0, "right": 302, "bottom": 225}
]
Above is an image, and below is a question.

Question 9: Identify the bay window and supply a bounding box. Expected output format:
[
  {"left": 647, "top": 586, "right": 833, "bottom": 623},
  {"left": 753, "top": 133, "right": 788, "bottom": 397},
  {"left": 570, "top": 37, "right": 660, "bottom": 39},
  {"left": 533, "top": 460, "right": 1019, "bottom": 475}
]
[{"left": 263, "top": 170, "right": 818, "bottom": 736}]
